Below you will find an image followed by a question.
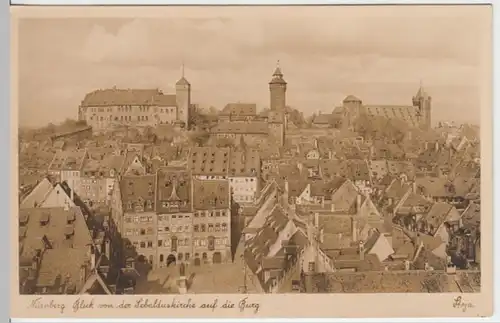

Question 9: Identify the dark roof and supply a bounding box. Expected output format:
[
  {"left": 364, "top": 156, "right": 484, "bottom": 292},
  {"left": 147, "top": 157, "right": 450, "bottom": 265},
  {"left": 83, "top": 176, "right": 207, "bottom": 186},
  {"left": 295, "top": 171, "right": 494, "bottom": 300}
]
[
  {"left": 189, "top": 147, "right": 230, "bottom": 176},
  {"left": 229, "top": 149, "right": 260, "bottom": 177},
  {"left": 221, "top": 103, "right": 257, "bottom": 117},
  {"left": 81, "top": 88, "right": 176, "bottom": 107},
  {"left": 156, "top": 168, "right": 191, "bottom": 213},
  {"left": 119, "top": 175, "right": 156, "bottom": 210},
  {"left": 191, "top": 179, "right": 230, "bottom": 210}
]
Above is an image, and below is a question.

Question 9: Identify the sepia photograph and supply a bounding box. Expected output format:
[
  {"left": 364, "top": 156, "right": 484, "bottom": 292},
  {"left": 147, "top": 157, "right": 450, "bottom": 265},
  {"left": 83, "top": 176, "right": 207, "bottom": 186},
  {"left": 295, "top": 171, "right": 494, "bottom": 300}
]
[{"left": 10, "top": 3, "right": 493, "bottom": 319}]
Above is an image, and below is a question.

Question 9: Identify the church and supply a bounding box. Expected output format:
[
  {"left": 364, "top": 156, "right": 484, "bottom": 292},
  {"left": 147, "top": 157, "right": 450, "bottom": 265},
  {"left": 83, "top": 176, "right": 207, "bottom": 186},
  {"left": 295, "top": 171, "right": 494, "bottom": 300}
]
[
  {"left": 327, "top": 85, "right": 432, "bottom": 131},
  {"left": 78, "top": 68, "right": 192, "bottom": 131}
]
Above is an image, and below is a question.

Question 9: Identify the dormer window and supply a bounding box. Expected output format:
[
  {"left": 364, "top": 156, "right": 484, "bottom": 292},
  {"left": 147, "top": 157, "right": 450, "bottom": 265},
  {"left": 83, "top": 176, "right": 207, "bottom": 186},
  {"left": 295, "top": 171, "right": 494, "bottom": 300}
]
[{"left": 40, "top": 212, "right": 50, "bottom": 226}]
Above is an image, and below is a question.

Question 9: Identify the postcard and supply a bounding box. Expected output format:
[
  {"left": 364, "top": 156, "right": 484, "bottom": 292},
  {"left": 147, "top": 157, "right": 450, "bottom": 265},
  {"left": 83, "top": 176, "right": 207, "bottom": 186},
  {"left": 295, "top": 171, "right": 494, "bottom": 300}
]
[{"left": 10, "top": 4, "right": 493, "bottom": 319}]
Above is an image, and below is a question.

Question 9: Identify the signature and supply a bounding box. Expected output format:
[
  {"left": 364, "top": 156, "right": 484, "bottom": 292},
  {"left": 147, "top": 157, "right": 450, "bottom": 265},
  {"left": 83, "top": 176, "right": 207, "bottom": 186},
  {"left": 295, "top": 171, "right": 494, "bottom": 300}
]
[{"left": 452, "top": 296, "right": 475, "bottom": 313}]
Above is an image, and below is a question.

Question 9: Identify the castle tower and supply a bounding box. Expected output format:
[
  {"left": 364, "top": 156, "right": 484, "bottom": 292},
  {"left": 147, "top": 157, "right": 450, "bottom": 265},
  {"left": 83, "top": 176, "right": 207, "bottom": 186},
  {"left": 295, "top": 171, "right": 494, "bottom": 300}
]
[
  {"left": 269, "top": 60, "right": 287, "bottom": 112},
  {"left": 268, "top": 61, "right": 286, "bottom": 147},
  {"left": 412, "top": 82, "right": 432, "bottom": 130},
  {"left": 175, "top": 63, "right": 191, "bottom": 129}
]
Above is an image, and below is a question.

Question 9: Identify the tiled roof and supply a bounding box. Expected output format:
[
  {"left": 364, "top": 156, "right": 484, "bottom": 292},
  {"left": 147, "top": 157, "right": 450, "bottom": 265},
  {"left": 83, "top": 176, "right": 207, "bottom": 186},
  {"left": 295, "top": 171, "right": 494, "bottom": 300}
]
[
  {"left": 20, "top": 178, "right": 54, "bottom": 209},
  {"left": 422, "top": 202, "right": 458, "bottom": 234},
  {"left": 192, "top": 179, "right": 230, "bottom": 210},
  {"left": 82, "top": 154, "right": 125, "bottom": 177},
  {"left": 460, "top": 202, "right": 480, "bottom": 229},
  {"left": 48, "top": 149, "right": 87, "bottom": 171},
  {"left": 81, "top": 88, "right": 176, "bottom": 107},
  {"left": 364, "top": 105, "right": 421, "bottom": 128},
  {"left": 220, "top": 103, "right": 257, "bottom": 116},
  {"left": 19, "top": 206, "right": 92, "bottom": 256},
  {"left": 19, "top": 206, "right": 93, "bottom": 290},
  {"left": 156, "top": 168, "right": 191, "bottom": 213},
  {"left": 189, "top": 147, "right": 230, "bottom": 176},
  {"left": 211, "top": 121, "right": 269, "bottom": 135},
  {"left": 384, "top": 179, "right": 411, "bottom": 200},
  {"left": 119, "top": 175, "right": 156, "bottom": 211},
  {"left": 330, "top": 180, "right": 362, "bottom": 213},
  {"left": 305, "top": 271, "right": 458, "bottom": 293},
  {"left": 229, "top": 149, "right": 260, "bottom": 177}
]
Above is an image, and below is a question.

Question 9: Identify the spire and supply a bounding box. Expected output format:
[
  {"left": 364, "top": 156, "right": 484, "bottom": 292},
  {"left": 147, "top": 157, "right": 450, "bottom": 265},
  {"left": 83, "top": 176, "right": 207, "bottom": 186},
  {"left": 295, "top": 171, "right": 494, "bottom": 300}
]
[
  {"left": 415, "top": 80, "right": 428, "bottom": 99},
  {"left": 273, "top": 60, "right": 283, "bottom": 77},
  {"left": 270, "top": 60, "right": 286, "bottom": 85},
  {"left": 176, "top": 62, "right": 190, "bottom": 87}
]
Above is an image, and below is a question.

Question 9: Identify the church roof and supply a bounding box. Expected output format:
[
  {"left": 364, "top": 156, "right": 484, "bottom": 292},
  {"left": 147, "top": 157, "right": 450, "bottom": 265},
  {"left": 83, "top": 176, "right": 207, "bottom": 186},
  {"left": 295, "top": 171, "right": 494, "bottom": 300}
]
[
  {"left": 414, "top": 85, "right": 429, "bottom": 99},
  {"left": 364, "top": 105, "right": 421, "bottom": 128}
]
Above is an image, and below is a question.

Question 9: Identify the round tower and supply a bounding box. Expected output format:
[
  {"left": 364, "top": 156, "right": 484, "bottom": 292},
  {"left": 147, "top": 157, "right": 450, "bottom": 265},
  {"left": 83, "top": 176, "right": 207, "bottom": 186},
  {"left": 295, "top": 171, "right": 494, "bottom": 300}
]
[
  {"left": 269, "top": 60, "right": 287, "bottom": 113},
  {"left": 175, "top": 64, "right": 191, "bottom": 129}
]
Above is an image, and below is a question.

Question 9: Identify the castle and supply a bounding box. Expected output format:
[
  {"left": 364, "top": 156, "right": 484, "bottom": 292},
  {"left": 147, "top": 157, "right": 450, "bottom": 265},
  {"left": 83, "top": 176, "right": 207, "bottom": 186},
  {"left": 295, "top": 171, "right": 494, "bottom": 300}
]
[
  {"left": 78, "top": 67, "right": 191, "bottom": 131},
  {"left": 210, "top": 62, "right": 287, "bottom": 147}
]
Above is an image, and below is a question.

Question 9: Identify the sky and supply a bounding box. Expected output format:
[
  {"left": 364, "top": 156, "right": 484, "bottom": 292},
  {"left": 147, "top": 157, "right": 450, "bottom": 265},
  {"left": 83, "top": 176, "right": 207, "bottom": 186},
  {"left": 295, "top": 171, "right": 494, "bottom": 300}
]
[{"left": 16, "top": 5, "right": 491, "bottom": 127}]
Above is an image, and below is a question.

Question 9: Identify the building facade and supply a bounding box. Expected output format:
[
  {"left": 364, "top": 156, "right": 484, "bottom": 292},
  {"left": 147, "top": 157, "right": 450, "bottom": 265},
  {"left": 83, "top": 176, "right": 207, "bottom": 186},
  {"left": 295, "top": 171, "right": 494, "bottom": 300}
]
[{"left": 78, "top": 72, "right": 191, "bottom": 131}]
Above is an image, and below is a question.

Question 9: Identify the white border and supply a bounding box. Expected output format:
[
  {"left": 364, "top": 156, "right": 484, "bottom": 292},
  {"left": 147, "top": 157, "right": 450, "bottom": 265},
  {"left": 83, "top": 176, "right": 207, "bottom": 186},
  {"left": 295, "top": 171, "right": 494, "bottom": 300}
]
[{"left": 6, "top": 0, "right": 498, "bottom": 322}]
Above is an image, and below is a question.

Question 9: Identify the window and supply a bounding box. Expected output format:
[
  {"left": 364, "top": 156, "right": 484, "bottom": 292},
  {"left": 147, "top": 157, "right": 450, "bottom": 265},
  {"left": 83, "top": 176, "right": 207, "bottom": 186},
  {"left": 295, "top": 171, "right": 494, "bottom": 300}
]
[
  {"left": 158, "top": 240, "right": 163, "bottom": 247},
  {"left": 222, "top": 223, "right": 228, "bottom": 232},
  {"left": 200, "top": 224, "right": 206, "bottom": 232},
  {"left": 140, "top": 242, "right": 146, "bottom": 248},
  {"left": 147, "top": 241, "right": 153, "bottom": 248},
  {"left": 215, "top": 224, "right": 221, "bottom": 232},
  {"left": 140, "top": 229, "right": 146, "bottom": 235},
  {"left": 208, "top": 224, "right": 214, "bottom": 232},
  {"left": 185, "top": 253, "right": 190, "bottom": 261},
  {"left": 178, "top": 253, "right": 183, "bottom": 261},
  {"left": 194, "top": 225, "right": 199, "bottom": 232}
]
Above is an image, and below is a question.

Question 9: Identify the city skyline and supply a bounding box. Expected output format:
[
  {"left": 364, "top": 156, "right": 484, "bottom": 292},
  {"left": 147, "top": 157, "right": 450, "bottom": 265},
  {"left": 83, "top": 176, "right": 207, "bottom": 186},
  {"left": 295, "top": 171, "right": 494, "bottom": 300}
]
[{"left": 18, "top": 5, "right": 490, "bottom": 127}]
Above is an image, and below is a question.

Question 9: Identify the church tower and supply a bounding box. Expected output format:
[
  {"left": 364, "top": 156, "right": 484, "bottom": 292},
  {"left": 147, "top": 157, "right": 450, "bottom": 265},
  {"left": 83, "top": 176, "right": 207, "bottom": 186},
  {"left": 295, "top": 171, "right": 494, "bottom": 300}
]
[
  {"left": 268, "top": 61, "right": 286, "bottom": 147},
  {"left": 412, "top": 83, "right": 432, "bottom": 130},
  {"left": 175, "top": 64, "right": 191, "bottom": 129}
]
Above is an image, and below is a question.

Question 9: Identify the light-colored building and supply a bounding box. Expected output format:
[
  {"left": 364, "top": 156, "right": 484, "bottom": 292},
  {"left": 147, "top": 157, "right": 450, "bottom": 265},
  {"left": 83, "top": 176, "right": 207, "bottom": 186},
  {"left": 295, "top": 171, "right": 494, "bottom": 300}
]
[
  {"left": 80, "top": 154, "right": 125, "bottom": 207},
  {"left": 78, "top": 72, "right": 192, "bottom": 130},
  {"left": 228, "top": 149, "right": 261, "bottom": 204},
  {"left": 47, "top": 149, "right": 88, "bottom": 195}
]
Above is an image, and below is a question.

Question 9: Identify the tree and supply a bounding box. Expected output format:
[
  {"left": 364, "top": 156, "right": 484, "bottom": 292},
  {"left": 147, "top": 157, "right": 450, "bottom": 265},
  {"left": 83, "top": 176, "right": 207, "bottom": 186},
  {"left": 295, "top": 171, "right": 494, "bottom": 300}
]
[{"left": 189, "top": 130, "right": 210, "bottom": 146}]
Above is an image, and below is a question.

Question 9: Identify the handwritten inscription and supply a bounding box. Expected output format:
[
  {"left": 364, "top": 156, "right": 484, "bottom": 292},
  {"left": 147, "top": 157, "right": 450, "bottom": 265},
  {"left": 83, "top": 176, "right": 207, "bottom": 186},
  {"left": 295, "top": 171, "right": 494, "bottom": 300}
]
[
  {"left": 28, "top": 296, "right": 261, "bottom": 314},
  {"left": 452, "top": 296, "right": 475, "bottom": 313}
]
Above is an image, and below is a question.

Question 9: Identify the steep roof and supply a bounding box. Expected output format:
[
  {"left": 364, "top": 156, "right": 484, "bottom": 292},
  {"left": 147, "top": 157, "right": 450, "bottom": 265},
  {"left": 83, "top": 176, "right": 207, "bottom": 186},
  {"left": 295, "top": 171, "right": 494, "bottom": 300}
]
[
  {"left": 81, "top": 88, "right": 176, "bottom": 107},
  {"left": 191, "top": 179, "right": 230, "bottom": 210}
]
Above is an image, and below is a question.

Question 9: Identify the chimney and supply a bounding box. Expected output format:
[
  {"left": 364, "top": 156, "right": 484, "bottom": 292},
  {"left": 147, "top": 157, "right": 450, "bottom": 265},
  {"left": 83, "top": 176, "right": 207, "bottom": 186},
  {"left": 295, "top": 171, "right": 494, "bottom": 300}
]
[
  {"left": 314, "top": 212, "right": 319, "bottom": 228},
  {"left": 70, "top": 185, "right": 74, "bottom": 202},
  {"left": 90, "top": 246, "right": 96, "bottom": 270},
  {"left": 356, "top": 194, "right": 362, "bottom": 215},
  {"left": 412, "top": 181, "right": 417, "bottom": 193},
  {"left": 358, "top": 241, "right": 365, "bottom": 261},
  {"left": 404, "top": 260, "right": 410, "bottom": 271},
  {"left": 104, "top": 238, "right": 111, "bottom": 260},
  {"left": 351, "top": 217, "right": 358, "bottom": 242}
]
